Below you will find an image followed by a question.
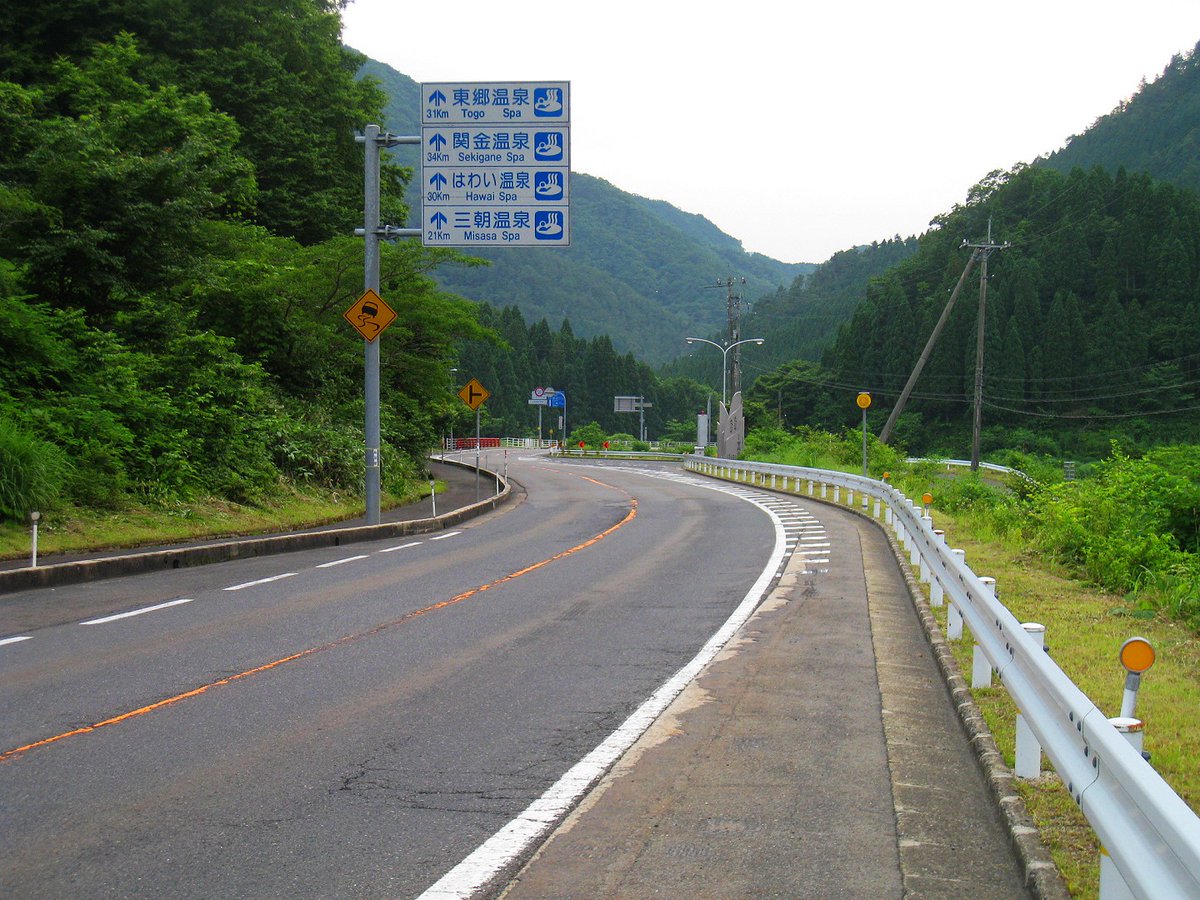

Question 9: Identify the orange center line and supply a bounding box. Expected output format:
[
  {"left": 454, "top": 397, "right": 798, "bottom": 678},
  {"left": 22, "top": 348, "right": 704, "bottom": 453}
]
[{"left": 2, "top": 491, "right": 637, "bottom": 764}]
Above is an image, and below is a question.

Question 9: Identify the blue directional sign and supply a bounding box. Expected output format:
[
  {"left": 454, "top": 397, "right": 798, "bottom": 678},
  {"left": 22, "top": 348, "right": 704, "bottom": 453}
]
[
  {"left": 422, "top": 82, "right": 570, "bottom": 248},
  {"left": 547, "top": 391, "right": 566, "bottom": 408}
]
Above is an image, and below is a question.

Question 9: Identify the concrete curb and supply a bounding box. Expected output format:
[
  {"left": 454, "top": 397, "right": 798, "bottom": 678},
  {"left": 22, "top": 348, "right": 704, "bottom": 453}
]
[
  {"left": 0, "top": 459, "right": 512, "bottom": 596},
  {"left": 693, "top": 472, "right": 1070, "bottom": 899}
]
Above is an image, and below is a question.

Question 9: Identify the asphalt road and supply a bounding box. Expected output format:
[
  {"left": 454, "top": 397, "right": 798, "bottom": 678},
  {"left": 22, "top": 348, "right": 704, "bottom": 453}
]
[{"left": 0, "top": 456, "right": 789, "bottom": 898}]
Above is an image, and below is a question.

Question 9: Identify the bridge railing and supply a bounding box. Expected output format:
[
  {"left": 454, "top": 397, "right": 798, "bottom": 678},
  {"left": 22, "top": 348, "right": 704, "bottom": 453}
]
[{"left": 683, "top": 456, "right": 1200, "bottom": 899}]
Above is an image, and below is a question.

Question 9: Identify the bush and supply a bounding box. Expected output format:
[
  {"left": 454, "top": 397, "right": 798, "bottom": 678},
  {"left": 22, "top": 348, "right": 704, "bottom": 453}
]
[{"left": 0, "top": 416, "right": 73, "bottom": 520}]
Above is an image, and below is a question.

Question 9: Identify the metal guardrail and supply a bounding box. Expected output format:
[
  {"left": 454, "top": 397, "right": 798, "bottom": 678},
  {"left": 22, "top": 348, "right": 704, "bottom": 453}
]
[
  {"left": 684, "top": 456, "right": 1200, "bottom": 899},
  {"left": 907, "top": 456, "right": 1038, "bottom": 484}
]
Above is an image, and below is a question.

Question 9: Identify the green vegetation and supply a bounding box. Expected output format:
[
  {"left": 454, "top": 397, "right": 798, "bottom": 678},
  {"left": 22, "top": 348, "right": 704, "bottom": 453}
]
[
  {"left": 786, "top": 162, "right": 1200, "bottom": 458},
  {"left": 0, "top": 481, "right": 432, "bottom": 560},
  {"left": 0, "top": 3, "right": 720, "bottom": 531},
  {"left": 1041, "top": 42, "right": 1200, "bottom": 197},
  {"left": 456, "top": 304, "right": 710, "bottom": 440}
]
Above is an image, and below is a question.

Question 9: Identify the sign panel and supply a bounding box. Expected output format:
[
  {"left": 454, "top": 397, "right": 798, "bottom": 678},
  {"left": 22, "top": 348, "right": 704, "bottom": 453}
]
[
  {"left": 422, "top": 82, "right": 569, "bottom": 248},
  {"left": 458, "top": 377, "right": 490, "bottom": 411},
  {"left": 422, "top": 82, "right": 569, "bottom": 125},
  {"left": 343, "top": 289, "right": 397, "bottom": 342},
  {"left": 529, "top": 386, "right": 558, "bottom": 406},
  {"left": 614, "top": 396, "right": 651, "bottom": 412}
]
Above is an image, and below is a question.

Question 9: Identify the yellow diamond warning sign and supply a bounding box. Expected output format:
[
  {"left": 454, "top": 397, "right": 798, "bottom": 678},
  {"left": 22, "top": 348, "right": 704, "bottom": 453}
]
[
  {"left": 343, "top": 289, "right": 397, "bottom": 342},
  {"left": 457, "top": 378, "right": 490, "bottom": 411}
]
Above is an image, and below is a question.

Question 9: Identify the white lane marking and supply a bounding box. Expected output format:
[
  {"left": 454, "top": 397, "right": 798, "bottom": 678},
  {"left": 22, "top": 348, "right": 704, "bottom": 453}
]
[
  {"left": 380, "top": 541, "right": 423, "bottom": 553},
  {"left": 419, "top": 479, "right": 788, "bottom": 900},
  {"left": 0, "top": 635, "right": 33, "bottom": 647},
  {"left": 224, "top": 572, "right": 297, "bottom": 592},
  {"left": 316, "top": 555, "right": 369, "bottom": 569},
  {"left": 81, "top": 598, "right": 194, "bottom": 625},
  {"left": 430, "top": 531, "right": 462, "bottom": 541}
]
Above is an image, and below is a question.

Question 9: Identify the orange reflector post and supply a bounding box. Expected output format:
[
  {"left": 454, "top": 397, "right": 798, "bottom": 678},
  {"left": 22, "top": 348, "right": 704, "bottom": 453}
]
[{"left": 1119, "top": 637, "right": 1155, "bottom": 673}]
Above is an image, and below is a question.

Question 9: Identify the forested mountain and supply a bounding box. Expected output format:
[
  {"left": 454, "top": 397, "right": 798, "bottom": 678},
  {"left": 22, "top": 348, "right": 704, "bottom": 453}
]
[
  {"left": 806, "top": 164, "right": 1200, "bottom": 459},
  {"left": 455, "top": 305, "right": 709, "bottom": 441},
  {"left": 356, "top": 58, "right": 811, "bottom": 365},
  {"left": 1039, "top": 41, "right": 1200, "bottom": 196},
  {"left": 664, "top": 237, "right": 921, "bottom": 390}
]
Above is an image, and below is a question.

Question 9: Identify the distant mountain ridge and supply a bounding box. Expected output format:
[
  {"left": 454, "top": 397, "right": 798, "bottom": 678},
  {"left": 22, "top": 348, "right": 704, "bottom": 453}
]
[
  {"left": 355, "top": 56, "right": 813, "bottom": 365},
  {"left": 1038, "top": 41, "right": 1200, "bottom": 194}
]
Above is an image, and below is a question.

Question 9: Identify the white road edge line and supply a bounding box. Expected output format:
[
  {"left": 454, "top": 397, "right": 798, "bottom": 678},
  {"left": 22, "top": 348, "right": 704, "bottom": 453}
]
[
  {"left": 0, "top": 635, "right": 33, "bottom": 647},
  {"left": 418, "top": 483, "right": 788, "bottom": 900},
  {"left": 430, "top": 531, "right": 462, "bottom": 541},
  {"left": 81, "top": 598, "right": 194, "bottom": 625},
  {"left": 224, "top": 572, "right": 298, "bottom": 592},
  {"left": 316, "top": 555, "right": 369, "bottom": 569}
]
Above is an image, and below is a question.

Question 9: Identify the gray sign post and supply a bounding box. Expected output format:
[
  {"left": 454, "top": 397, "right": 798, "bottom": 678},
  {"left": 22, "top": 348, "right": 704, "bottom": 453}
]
[{"left": 357, "top": 125, "right": 419, "bottom": 523}]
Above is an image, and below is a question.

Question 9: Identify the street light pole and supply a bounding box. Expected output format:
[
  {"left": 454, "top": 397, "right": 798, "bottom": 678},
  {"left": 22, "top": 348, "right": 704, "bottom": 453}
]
[{"left": 684, "top": 337, "right": 765, "bottom": 408}]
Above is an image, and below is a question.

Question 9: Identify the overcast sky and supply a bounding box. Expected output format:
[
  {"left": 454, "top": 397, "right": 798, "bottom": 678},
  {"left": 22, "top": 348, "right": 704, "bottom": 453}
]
[{"left": 341, "top": 1, "right": 1200, "bottom": 265}]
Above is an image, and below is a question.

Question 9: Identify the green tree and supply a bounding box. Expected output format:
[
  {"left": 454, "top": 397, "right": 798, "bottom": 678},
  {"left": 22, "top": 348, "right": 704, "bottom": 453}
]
[
  {"left": 0, "top": 0, "right": 392, "bottom": 244},
  {"left": 0, "top": 36, "right": 256, "bottom": 323}
]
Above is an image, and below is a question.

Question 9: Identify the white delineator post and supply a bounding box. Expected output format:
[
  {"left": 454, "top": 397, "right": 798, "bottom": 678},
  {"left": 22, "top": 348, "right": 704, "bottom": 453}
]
[
  {"left": 972, "top": 576, "right": 997, "bottom": 688},
  {"left": 947, "top": 549, "right": 966, "bottom": 640},
  {"left": 1014, "top": 622, "right": 1046, "bottom": 779}
]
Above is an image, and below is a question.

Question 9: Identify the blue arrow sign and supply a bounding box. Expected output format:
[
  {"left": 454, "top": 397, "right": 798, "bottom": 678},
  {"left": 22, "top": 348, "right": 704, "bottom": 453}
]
[
  {"left": 429, "top": 172, "right": 447, "bottom": 190},
  {"left": 428, "top": 89, "right": 447, "bottom": 108},
  {"left": 428, "top": 132, "right": 447, "bottom": 152},
  {"left": 547, "top": 391, "right": 565, "bottom": 408},
  {"left": 430, "top": 212, "right": 448, "bottom": 229}
]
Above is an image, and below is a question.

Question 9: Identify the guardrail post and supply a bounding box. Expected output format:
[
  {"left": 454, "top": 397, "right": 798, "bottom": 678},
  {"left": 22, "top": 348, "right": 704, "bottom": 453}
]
[
  {"left": 820, "top": 482, "right": 827, "bottom": 499},
  {"left": 847, "top": 487, "right": 854, "bottom": 505},
  {"left": 972, "top": 577, "right": 997, "bottom": 687},
  {"left": 1014, "top": 622, "right": 1046, "bottom": 778},
  {"left": 834, "top": 485, "right": 841, "bottom": 503},
  {"left": 918, "top": 515, "right": 934, "bottom": 583},
  {"left": 930, "top": 530, "right": 946, "bottom": 606},
  {"left": 947, "top": 549, "right": 966, "bottom": 639}
]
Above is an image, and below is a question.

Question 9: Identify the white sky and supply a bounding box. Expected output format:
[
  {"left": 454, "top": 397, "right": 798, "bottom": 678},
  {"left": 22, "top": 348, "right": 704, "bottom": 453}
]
[{"left": 342, "top": 1, "right": 1200, "bottom": 265}]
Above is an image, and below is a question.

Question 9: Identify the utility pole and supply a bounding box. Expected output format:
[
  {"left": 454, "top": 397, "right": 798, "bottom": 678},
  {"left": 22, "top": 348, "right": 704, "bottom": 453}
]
[
  {"left": 879, "top": 249, "right": 980, "bottom": 445},
  {"left": 967, "top": 218, "right": 1010, "bottom": 472}
]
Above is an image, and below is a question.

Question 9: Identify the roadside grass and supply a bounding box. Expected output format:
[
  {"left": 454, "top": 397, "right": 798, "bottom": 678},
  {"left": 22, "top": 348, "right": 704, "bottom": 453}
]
[
  {"left": 923, "top": 505, "right": 1200, "bottom": 899},
  {"left": 0, "top": 480, "right": 436, "bottom": 561}
]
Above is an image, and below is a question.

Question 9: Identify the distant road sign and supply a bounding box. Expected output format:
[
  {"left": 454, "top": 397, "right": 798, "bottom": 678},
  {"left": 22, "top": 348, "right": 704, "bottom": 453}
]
[
  {"left": 421, "top": 82, "right": 570, "bottom": 248},
  {"left": 458, "top": 378, "right": 490, "bottom": 411},
  {"left": 529, "top": 386, "right": 558, "bottom": 405},
  {"left": 343, "top": 289, "right": 397, "bottom": 342}
]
